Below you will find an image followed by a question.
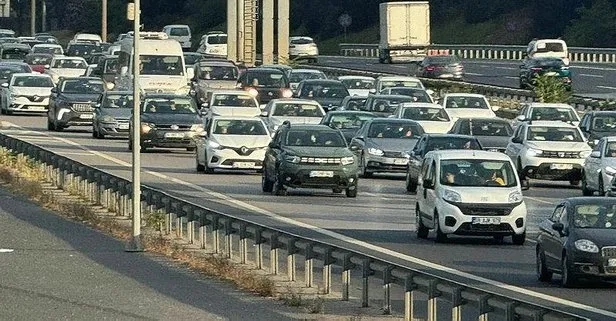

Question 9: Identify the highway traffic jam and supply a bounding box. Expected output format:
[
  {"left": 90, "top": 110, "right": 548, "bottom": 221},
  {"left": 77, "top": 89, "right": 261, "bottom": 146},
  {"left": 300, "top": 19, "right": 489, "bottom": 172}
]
[{"left": 0, "top": 24, "right": 615, "bottom": 297}]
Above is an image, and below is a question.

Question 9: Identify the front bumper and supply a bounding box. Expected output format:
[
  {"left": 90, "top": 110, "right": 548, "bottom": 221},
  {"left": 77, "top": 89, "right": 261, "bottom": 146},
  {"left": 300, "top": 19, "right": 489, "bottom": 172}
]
[
  {"left": 7, "top": 96, "right": 50, "bottom": 112},
  {"left": 522, "top": 156, "right": 585, "bottom": 180},
  {"left": 141, "top": 130, "right": 198, "bottom": 148},
  {"left": 278, "top": 162, "right": 358, "bottom": 189},
  {"left": 97, "top": 120, "right": 130, "bottom": 137},
  {"left": 365, "top": 154, "right": 409, "bottom": 173},
  {"left": 567, "top": 250, "right": 616, "bottom": 280},
  {"left": 436, "top": 199, "right": 527, "bottom": 236},
  {"left": 56, "top": 108, "right": 94, "bottom": 127},
  {"left": 206, "top": 147, "right": 266, "bottom": 170}
]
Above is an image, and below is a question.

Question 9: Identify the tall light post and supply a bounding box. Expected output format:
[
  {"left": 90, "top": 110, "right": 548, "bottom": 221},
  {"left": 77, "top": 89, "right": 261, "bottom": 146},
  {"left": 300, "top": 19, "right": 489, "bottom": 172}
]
[
  {"left": 126, "top": 0, "right": 143, "bottom": 252},
  {"left": 101, "top": 0, "right": 107, "bottom": 42},
  {"left": 29, "top": 0, "right": 35, "bottom": 35}
]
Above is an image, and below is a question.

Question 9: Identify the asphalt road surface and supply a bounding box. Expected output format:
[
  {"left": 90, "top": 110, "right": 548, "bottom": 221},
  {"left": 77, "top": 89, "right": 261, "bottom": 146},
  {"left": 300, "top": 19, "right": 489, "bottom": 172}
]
[{"left": 1, "top": 115, "right": 615, "bottom": 320}]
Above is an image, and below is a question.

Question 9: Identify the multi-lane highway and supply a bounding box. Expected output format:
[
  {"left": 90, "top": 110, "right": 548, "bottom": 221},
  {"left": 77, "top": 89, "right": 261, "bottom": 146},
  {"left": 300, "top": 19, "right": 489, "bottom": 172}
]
[
  {"left": 315, "top": 56, "right": 616, "bottom": 99},
  {"left": 1, "top": 114, "right": 615, "bottom": 319}
]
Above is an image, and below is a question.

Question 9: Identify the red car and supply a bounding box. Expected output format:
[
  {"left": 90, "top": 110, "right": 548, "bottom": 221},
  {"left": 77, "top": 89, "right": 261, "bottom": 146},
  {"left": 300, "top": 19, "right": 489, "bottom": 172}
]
[{"left": 24, "top": 53, "right": 53, "bottom": 74}]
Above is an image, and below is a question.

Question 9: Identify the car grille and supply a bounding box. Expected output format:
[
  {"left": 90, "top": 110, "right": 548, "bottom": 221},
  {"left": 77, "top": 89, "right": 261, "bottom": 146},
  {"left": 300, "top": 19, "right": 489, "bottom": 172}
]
[
  {"left": 72, "top": 103, "right": 93, "bottom": 112},
  {"left": 602, "top": 246, "right": 616, "bottom": 257},
  {"left": 541, "top": 151, "right": 579, "bottom": 159},
  {"left": 225, "top": 146, "right": 258, "bottom": 156},
  {"left": 22, "top": 95, "right": 47, "bottom": 102},
  {"left": 454, "top": 203, "right": 516, "bottom": 216},
  {"left": 299, "top": 157, "right": 342, "bottom": 165},
  {"left": 156, "top": 124, "right": 191, "bottom": 131},
  {"left": 383, "top": 151, "right": 407, "bottom": 158},
  {"left": 457, "top": 222, "right": 514, "bottom": 233}
]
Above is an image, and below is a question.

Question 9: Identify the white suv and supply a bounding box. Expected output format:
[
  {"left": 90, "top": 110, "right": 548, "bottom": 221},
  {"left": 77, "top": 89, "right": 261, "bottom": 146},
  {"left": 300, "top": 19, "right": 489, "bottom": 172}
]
[
  {"left": 514, "top": 103, "right": 580, "bottom": 128},
  {"left": 416, "top": 150, "right": 527, "bottom": 244},
  {"left": 505, "top": 121, "right": 591, "bottom": 186},
  {"left": 289, "top": 36, "right": 318, "bottom": 63}
]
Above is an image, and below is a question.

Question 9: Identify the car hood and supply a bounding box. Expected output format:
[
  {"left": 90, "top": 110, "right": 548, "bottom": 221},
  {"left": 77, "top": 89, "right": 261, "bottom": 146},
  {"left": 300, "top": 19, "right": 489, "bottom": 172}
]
[
  {"left": 59, "top": 93, "right": 101, "bottom": 102},
  {"left": 476, "top": 136, "right": 511, "bottom": 149},
  {"left": 447, "top": 186, "right": 521, "bottom": 204},
  {"left": 209, "top": 106, "right": 260, "bottom": 117},
  {"left": 366, "top": 137, "right": 419, "bottom": 152},
  {"left": 197, "top": 79, "right": 237, "bottom": 90},
  {"left": 100, "top": 108, "right": 132, "bottom": 120},
  {"left": 140, "top": 113, "right": 201, "bottom": 125},
  {"left": 447, "top": 109, "right": 496, "bottom": 119},
  {"left": 526, "top": 141, "right": 591, "bottom": 152},
  {"left": 285, "top": 146, "right": 353, "bottom": 158},
  {"left": 572, "top": 229, "right": 616, "bottom": 248},
  {"left": 212, "top": 134, "right": 271, "bottom": 148},
  {"left": 417, "top": 121, "right": 452, "bottom": 134},
  {"left": 11, "top": 86, "right": 52, "bottom": 96}
]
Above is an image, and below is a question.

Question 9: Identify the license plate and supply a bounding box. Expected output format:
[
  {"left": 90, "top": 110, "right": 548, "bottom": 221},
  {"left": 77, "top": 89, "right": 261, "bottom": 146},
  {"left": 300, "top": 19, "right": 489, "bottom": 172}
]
[
  {"left": 439, "top": 74, "right": 454, "bottom": 78},
  {"left": 118, "top": 124, "right": 129, "bottom": 130},
  {"left": 310, "top": 171, "right": 334, "bottom": 178},
  {"left": 545, "top": 72, "right": 558, "bottom": 76},
  {"left": 29, "top": 106, "right": 46, "bottom": 110},
  {"left": 79, "top": 113, "right": 93, "bottom": 119},
  {"left": 164, "top": 132, "right": 184, "bottom": 138},
  {"left": 609, "top": 259, "right": 616, "bottom": 267},
  {"left": 232, "top": 162, "right": 255, "bottom": 168},
  {"left": 550, "top": 163, "right": 573, "bottom": 170},
  {"left": 393, "top": 158, "right": 408, "bottom": 165},
  {"left": 472, "top": 217, "right": 501, "bottom": 225}
]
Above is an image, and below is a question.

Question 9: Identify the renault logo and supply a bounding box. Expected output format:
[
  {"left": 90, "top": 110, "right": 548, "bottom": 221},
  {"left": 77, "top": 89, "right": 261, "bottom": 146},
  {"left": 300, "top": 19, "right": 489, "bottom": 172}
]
[
  {"left": 558, "top": 152, "right": 565, "bottom": 158},
  {"left": 240, "top": 146, "right": 249, "bottom": 154},
  {"left": 170, "top": 125, "right": 179, "bottom": 130},
  {"left": 267, "top": 92, "right": 273, "bottom": 96}
]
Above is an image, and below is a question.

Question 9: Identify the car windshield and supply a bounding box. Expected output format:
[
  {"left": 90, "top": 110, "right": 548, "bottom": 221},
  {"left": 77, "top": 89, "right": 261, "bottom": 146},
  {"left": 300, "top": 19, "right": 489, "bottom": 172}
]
[
  {"left": 368, "top": 122, "right": 423, "bottom": 139},
  {"left": 198, "top": 65, "right": 238, "bottom": 80},
  {"left": 140, "top": 55, "right": 184, "bottom": 76},
  {"left": 387, "top": 88, "right": 431, "bottom": 102},
  {"left": 184, "top": 54, "right": 201, "bottom": 65},
  {"left": 207, "top": 35, "right": 227, "bottom": 45},
  {"left": 527, "top": 126, "right": 583, "bottom": 142},
  {"left": 0, "top": 67, "right": 22, "bottom": 80},
  {"left": 340, "top": 78, "right": 374, "bottom": 89},
  {"left": 33, "top": 46, "right": 62, "bottom": 55},
  {"left": 103, "top": 58, "right": 119, "bottom": 73},
  {"left": 286, "top": 130, "right": 346, "bottom": 147},
  {"left": 470, "top": 120, "right": 512, "bottom": 136},
  {"left": 25, "top": 55, "right": 52, "bottom": 65},
  {"left": 212, "top": 119, "right": 267, "bottom": 135},
  {"left": 0, "top": 38, "right": 19, "bottom": 44},
  {"left": 574, "top": 204, "right": 616, "bottom": 229},
  {"left": 369, "top": 97, "right": 413, "bottom": 114},
  {"left": 53, "top": 59, "right": 87, "bottom": 69},
  {"left": 143, "top": 98, "right": 197, "bottom": 114},
  {"left": 289, "top": 71, "right": 326, "bottom": 83},
  {"left": 272, "top": 103, "right": 323, "bottom": 117},
  {"left": 12, "top": 76, "right": 53, "bottom": 87},
  {"left": 1, "top": 49, "right": 28, "bottom": 60},
  {"left": 592, "top": 116, "right": 616, "bottom": 132},
  {"left": 445, "top": 96, "right": 488, "bottom": 109},
  {"left": 211, "top": 94, "right": 256, "bottom": 108},
  {"left": 426, "top": 137, "right": 482, "bottom": 151},
  {"left": 61, "top": 79, "right": 104, "bottom": 94},
  {"left": 299, "top": 83, "right": 348, "bottom": 98},
  {"left": 605, "top": 142, "right": 616, "bottom": 157},
  {"left": 402, "top": 107, "right": 449, "bottom": 121},
  {"left": 343, "top": 98, "right": 367, "bottom": 111},
  {"left": 530, "top": 107, "right": 578, "bottom": 121},
  {"left": 244, "top": 71, "right": 287, "bottom": 87},
  {"left": 169, "top": 28, "right": 190, "bottom": 36},
  {"left": 326, "top": 113, "right": 375, "bottom": 129},
  {"left": 67, "top": 44, "right": 98, "bottom": 55},
  {"left": 380, "top": 80, "right": 422, "bottom": 89},
  {"left": 440, "top": 159, "right": 517, "bottom": 187},
  {"left": 102, "top": 94, "right": 133, "bottom": 108}
]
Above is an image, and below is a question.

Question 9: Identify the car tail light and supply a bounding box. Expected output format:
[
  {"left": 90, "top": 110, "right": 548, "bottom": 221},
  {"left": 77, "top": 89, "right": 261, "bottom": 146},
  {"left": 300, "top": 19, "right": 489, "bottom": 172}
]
[
  {"left": 424, "top": 66, "right": 435, "bottom": 71},
  {"left": 247, "top": 87, "right": 259, "bottom": 97},
  {"left": 530, "top": 67, "right": 542, "bottom": 72}
]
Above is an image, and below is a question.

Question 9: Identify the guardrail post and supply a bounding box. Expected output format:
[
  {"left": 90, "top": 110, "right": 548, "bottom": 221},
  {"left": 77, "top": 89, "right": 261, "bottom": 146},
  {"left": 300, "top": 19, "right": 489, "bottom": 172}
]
[
  {"left": 254, "top": 228, "right": 263, "bottom": 269},
  {"left": 382, "top": 265, "right": 395, "bottom": 314},
  {"left": 361, "top": 258, "right": 371, "bottom": 307},
  {"left": 239, "top": 223, "right": 248, "bottom": 264},
  {"left": 286, "top": 238, "right": 297, "bottom": 282},
  {"left": 427, "top": 279, "right": 441, "bottom": 321},
  {"left": 212, "top": 215, "right": 220, "bottom": 254},
  {"left": 341, "top": 253, "right": 353, "bottom": 301},
  {"left": 304, "top": 243, "right": 314, "bottom": 288},
  {"left": 451, "top": 287, "right": 466, "bottom": 321},
  {"left": 505, "top": 302, "right": 519, "bottom": 321},
  {"left": 404, "top": 273, "right": 417, "bottom": 321},
  {"left": 187, "top": 218, "right": 194, "bottom": 245},
  {"left": 224, "top": 219, "right": 232, "bottom": 258},
  {"left": 270, "top": 232, "right": 279, "bottom": 275},
  {"left": 176, "top": 213, "right": 183, "bottom": 239},
  {"left": 164, "top": 200, "right": 172, "bottom": 235},
  {"left": 322, "top": 247, "right": 334, "bottom": 294},
  {"left": 199, "top": 212, "right": 207, "bottom": 250},
  {"left": 478, "top": 294, "right": 493, "bottom": 321}
]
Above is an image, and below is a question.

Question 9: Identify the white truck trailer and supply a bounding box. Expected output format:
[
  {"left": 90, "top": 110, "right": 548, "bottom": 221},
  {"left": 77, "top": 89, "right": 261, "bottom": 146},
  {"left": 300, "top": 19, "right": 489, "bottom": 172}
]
[{"left": 378, "top": 1, "right": 430, "bottom": 64}]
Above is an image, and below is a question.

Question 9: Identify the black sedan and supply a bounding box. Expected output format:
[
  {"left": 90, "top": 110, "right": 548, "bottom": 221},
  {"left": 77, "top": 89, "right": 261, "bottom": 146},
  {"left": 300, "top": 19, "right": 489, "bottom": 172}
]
[
  {"left": 320, "top": 110, "right": 376, "bottom": 143},
  {"left": 536, "top": 197, "right": 616, "bottom": 287},
  {"left": 294, "top": 79, "right": 350, "bottom": 112},
  {"left": 47, "top": 77, "right": 105, "bottom": 131},
  {"left": 236, "top": 67, "right": 292, "bottom": 105},
  {"left": 448, "top": 117, "right": 513, "bottom": 153}
]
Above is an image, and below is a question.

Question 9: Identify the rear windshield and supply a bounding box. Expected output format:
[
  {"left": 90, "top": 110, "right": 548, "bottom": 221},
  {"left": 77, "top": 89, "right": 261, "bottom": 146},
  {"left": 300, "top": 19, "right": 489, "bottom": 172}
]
[
  {"left": 298, "top": 83, "right": 348, "bottom": 98},
  {"left": 535, "top": 42, "right": 564, "bottom": 53},
  {"left": 68, "top": 44, "right": 98, "bottom": 55},
  {"left": 169, "top": 28, "right": 190, "bottom": 36},
  {"left": 290, "top": 38, "right": 314, "bottom": 45},
  {"left": 533, "top": 58, "right": 564, "bottom": 68},
  {"left": 207, "top": 35, "right": 227, "bottom": 45},
  {"left": 272, "top": 103, "right": 324, "bottom": 117},
  {"left": 52, "top": 59, "right": 87, "bottom": 69}
]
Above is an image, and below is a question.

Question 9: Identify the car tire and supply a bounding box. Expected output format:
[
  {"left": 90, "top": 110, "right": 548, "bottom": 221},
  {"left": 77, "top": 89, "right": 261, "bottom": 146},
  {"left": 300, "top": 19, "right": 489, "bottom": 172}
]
[
  {"left": 203, "top": 152, "right": 214, "bottom": 174},
  {"left": 536, "top": 248, "right": 553, "bottom": 282},
  {"left": 416, "top": 207, "right": 428, "bottom": 239},
  {"left": 581, "top": 174, "right": 593, "bottom": 196},
  {"left": 406, "top": 172, "right": 417, "bottom": 193},
  {"left": 0, "top": 107, "right": 5, "bottom": 115},
  {"left": 332, "top": 188, "right": 342, "bottom": 194},
  {"left": 598, "top": 176, "right": 605, "bottom": 196},
  {"left": 360, "top": 155, "right": 372, "bottom": 178},
  {"left": 512, "top": 232, "right": 526, "bottom": 245},
  {"left": 561, "top": 254, "right": 576, "bottom": 288},
  {"left": 261, "top": 168, "right": 274, "bottom": 193},
  {"left": 273, "top": 170, "right": 287, "bottom": 196},
  {"left": 47, "top": 118, "right": 55, "bottom": 131},
  {"left": 434, "top": 211, "right": 447, "bottom": 243},
  {"left": 569, "top": 180, "right": 580, "bottom": 186},
  {"left": 345, "top": 187, "right": 357, "bottom": 198},
  {"left": 196, "top": 157, "right": 205, "bottom": 172}
]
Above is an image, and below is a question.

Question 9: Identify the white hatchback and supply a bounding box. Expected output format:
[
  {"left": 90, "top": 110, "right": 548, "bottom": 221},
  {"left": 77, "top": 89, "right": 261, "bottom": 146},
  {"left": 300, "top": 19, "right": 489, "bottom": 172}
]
[
  {"left": 289, "top": 36, "right": 318, "bottom": 62},
  {"left": 45, "top": 57, "right": 88, "bottom": 84},
  {"left": 441, "top": 93, "right": 497, "bottom": 119},
  {"left": 392, "top": 102, "right": 452, "bottom": 133},
  {"left": 205, "top": 90, "right": 261, "bottom": 117},
  {"left": 0, "top": 73, "right": 54, "bottom": 114}
]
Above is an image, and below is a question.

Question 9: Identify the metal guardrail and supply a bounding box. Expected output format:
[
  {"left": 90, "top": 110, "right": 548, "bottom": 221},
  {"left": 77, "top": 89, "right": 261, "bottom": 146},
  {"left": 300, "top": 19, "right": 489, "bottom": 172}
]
[
  {"left": 0, "top": 132, "right": 591, "bottom": 321},
  {"left": 339, "top": 43, "right": 616, "bottom": 64}
]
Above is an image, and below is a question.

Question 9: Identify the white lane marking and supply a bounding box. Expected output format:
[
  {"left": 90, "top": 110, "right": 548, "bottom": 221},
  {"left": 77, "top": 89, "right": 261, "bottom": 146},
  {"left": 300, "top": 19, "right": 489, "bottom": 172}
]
[
  {"left": 597, "top": 85, "right": 616, "bottom": 90},
  {"left": 524, "top": 196, "right": 554, "bottom": 205},
  {"left": 479, "top": 65, "right": 490, "bottom": 68},
  {"left": 0, "top": 249, "right": 14, "bottom": 253},
  {"left": 464, "top": 72, "right": 483, "bottom": 76},
  {"left": 505, "top": 76, "right": 519, "bottom": 80},
  {"left": 496, "top": 66, "right": 516, "bottom": 70},
  {"left": 3, "top": 124, "right": 615, "bottom": 318},
  {"left": 59, "top": 152, "right": 94, "bottom": 156},
  {"left": 579, "top": 74, "right": 603, "bottom": 78},
  {"left": 327, "top": 60, "right": 342, "bottom": 63}
]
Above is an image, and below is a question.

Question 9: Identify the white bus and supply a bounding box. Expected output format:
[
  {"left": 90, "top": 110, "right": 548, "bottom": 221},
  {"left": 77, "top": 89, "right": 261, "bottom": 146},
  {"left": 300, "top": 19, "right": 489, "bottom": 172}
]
[{"left": 116, "top": 32, "right": 189, "bottom": 94}]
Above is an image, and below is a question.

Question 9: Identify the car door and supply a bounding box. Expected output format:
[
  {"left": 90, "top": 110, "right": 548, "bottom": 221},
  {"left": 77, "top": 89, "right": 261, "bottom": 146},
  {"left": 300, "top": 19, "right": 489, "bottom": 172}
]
[
  {"left": 506, "top": 124, "right": 525, "bottom": 164},
  {"left": 541, "top": 204, "right": 566, "bottom": 269},
  {"left": 423, "top": 159, "right": 439, "bottom": 228},
  {"left": 265, "top": 130, "right": 284, "bottom": 181},
  {"left": 408, "top": 136, "right": 425, "bottom": 179},
  {"left": 585, "top": 138, "right": 604, "bottom": 190},
  {"left": 349, "top": 122, "right": 368, "bottom": 158},
  {"left": 196, "top": 118, "right": 213, "bottom": 165},
  {"left": 416, "top": 156, "right": 432, "bottom": 224}
]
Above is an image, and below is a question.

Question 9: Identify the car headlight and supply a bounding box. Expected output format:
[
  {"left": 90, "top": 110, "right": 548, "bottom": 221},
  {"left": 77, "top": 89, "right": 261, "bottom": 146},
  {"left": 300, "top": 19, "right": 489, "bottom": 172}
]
[
  {"left": 208, "top": 141, "right": 221, "bottom": 149},
  {"left": 340, "top": 156, "right": 355, "bottom": 165},
  {"left": 140, "top": 122, "right": 155, "bottom": 134},
  {"left": 101, "top": 115, "right": 115, "bottom": 123},
  {"left": 368, "top": 148, "right": 384, "bottom": 156},
  {"left": 281, "top": 88, "right": 293, "bottom": 98},
  {"left": 190, "top": 124, "right": 204, "bottom": 133},
  {"left": 605, "top": 166, "right": 616, "bottom": 176},
  {"left": 594, "top": 139, "right": 600, "bottom": 146},
  {"left": 526, "top": 148, "right": 543, "bottom": 157},
  {"left": 574, "top": 239, "right": 599, "bottom": 253},
  {"left": 285, "top": 155, "right": 300, "bottom": 163},
  {"left": 105, "top": 82, "right": 115, "bottom": 90},
  {"left": 579, "top": 150, "right": 592, "bottom": 159},
  {"left": 442, "top": 189, "right": 462, "bottom": 203},
  {"left": 508, "top": 191, "right": 523, "bottom": 203}
]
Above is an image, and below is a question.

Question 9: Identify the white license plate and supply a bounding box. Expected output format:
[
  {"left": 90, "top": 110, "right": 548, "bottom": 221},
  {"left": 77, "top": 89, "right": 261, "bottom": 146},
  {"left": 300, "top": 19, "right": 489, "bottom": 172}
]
[
  {"left": 30, "top": 106, "right": 46, "bottom": 110},
  {"left": 310, "top": 171, "right": 334, "bottom": 178},
  {"left": 550, "top": 164, "right": 573, "bottom": 170},
  {"left": 232, "top": 162, "right": 255, "bottom": 168},
  {"left": 164, "top": 132, "right": 184, "bottom": 138},
  {"left": 545, "top": 72, "right": 558, "bottom": 76},
  {"left": 79, "top": 113, "right": 93, "bottom": 119},
  {"left": 393, "top": 158, "right": 408, "bottom": 165},
  {"left": 609, "top": 259, "right": 616, "bottom": 267},
  {"left": 118, "top": 124, "right": 129, "bottom": 130},
  {"left": 439, "top": 74, "right": 454, "bottom": 78},
  {"left": 472, "top": 217, "right": 501, "bottom": 225}
]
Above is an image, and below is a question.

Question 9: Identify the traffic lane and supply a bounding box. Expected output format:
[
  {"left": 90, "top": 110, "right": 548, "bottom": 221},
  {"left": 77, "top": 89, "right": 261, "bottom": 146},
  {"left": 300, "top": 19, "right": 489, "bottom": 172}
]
[
  {"left": 3, "top": 117, "right": 616, "bottom": 315},
  {"left": 0, "top": 187, "right": 297, "bottom": 321}
]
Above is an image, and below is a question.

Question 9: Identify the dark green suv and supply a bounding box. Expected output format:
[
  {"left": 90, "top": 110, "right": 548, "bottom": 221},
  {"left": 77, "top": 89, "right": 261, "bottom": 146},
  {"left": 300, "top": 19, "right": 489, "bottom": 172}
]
[{"left": 262, "top": 122, "right": 359, "bottom": 197}]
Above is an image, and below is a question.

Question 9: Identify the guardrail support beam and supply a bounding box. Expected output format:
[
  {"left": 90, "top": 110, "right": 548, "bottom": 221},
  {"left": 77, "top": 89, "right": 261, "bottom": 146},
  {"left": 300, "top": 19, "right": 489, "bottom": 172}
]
[
  {"left": 382, "top": 266, "right": 394, "bottom": 314},
  {"left": 286, "top": 238, "right": 298, "bottom": 282},
  {"left": 342, "top": 253, "right": 353, "bottom": 301},
  {"left": 404, "top": 273, "right": 417, "bottom": 321},
  {"left": 305, "top": 244, "right": 314, "bottom": 288},
  {"left": 427, "top": 279, "right": 440, "bottom": 321},
  {"left": 361, "top": 258, "right": 371, "bottom": 307},
  {"left": 239, "top": 223, "right": 248, "bottom": 264}
]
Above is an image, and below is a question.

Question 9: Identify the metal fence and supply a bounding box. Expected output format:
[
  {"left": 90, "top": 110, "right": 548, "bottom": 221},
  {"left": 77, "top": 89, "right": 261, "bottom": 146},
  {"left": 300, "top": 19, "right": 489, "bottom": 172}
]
[
  {"left": 0, "top": 131, "right": 591, "bottom": 321},
  {"left": 339, "top": 43, "right": 616, "bottom": 64}
]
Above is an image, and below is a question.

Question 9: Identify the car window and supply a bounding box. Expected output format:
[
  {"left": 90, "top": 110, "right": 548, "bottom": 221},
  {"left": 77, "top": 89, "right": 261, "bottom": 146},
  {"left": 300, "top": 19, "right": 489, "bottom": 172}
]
[
  {"left": 299, "top": 83, "right": 348, "bottom": 98},
  {"left": 425, "top": 137, "right": 481, "bottom": 151},
  {"left": 212, "top": 120, "right": 267, "bottom": 135},
  {"left": 457, "top": 120, "right": 470, "bottom": 135},
  {"left": 198, "top": 65, "right": 238, "bottom": 80},
  {"left": 440, "top": 159, "right": 517, "bottom": 187},
  {"left": 550, "top": 205, "right": 564, "bottom": 222},
  {"left": 272, "top": 103, "right": 323, "bottom": 117},
  {"left": 211, "top": 94, "right": 257, "bottom": 108},
  {"left": 12, "top": 76, "right": 53, "bottom": 87},
  {"left": 289, "top": 72, "right": 326, "bottom": 83},
  {"left": 379, "top": 80, "right": 422, "bottom": 90},
  {"left": 370, "top": 97, "right": 413, "bottom": 114},
  {"left": 574, "top": 204, "right": 616, "bottom": 229},
  {"left": 102, "top": 94, "right": 133, "bottom": 109},
  {"left": 143, "top": 98, "right": 197, "bottom": 114},
  {"left": 401, "top": 107, "right": 449, "bottom": 121},
  {"left": 591, "top": 115, "right": 616, "bottom": 132},
  {"left": 327, "top": 113, "right": 375, "bottom": 129},
  {"left": 605, "top": 142, "right": 616, "bottom": 158},
  {"left": 420, "top": 158, "right": 430, "bottom": 178},
  {"left": 169, "top": 27, "right": 190, "bottom": 36},
  {"left": 243, "top": 71, "right": 287, "bottom": 87},
  {"left": 340, "top": 78, "right": 374, "bottom": 90},
  {"left": 445, "top": 96, "right": 488, "bottom": 109},
  {"left": 140, "top": 55, "right": 183, "bottom": 76},
  {"left": 54, "top": 59, "right": 87, "bottom": 69},
  {"left": 530, "top": 107, "right": 578, "bottom": 122},
  {"left": 470, "top": 120, "right": 512, "bottom": 136},
  {"left": 387, "top": 88, "right": 432, "bottom": 102},
  {"left": 60, "top": 79, "right": 104, "bottom": 94}
]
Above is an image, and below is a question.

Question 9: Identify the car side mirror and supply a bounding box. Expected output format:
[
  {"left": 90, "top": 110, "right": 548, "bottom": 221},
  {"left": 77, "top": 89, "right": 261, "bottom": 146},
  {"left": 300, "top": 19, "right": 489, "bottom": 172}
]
[
  {"left": 0, "top": 83, "right": 8, "bottom": 88},
  {"left": 552, "top": 222, "right": 566, "bottom": 236},
  {"left": 423, "top": 178, "right": 434, "bottom": 189},
  {"left": 511, "top": 137, "right": 522, "bottom": 144},
  {"left": 590, "top": 151, "right": 601, "bottom": 158},
  {"left": 516, "top": 115, "right": 526, "bottom": 122},
  {"left": 50, "top": 87, "right": 57, "bottom": 93},
  {"left": 260, "top": 111, "right": 268, "bottom": 117},
  {"left": 349, "top": 144, "right": 360, "bottom": 152}
]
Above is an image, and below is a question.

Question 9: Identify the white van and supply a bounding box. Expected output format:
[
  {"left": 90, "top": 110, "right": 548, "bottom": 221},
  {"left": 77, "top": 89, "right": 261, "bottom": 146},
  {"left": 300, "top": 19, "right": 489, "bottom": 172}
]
[
  {"left": 116, "top": 32, "right": 189, "bottom": 95},
  {"left": 72, "top": 33, "right": 103, "bottom": 45},
  {"left": 526, "top": 39, "right": 569, "bottom": 66},
  {"left": 416, "top": 150, "right": 527, "bottom": 244},
  {"left": 197, "top": 32, "right": 227, "bottom": 58},
  {"left": 163, "top": 25, "right": 192, "bottom": 50}
]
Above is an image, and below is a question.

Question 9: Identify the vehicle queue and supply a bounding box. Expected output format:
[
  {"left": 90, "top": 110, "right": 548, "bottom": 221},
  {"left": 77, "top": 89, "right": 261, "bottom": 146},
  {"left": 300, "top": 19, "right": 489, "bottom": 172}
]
[{"left": 0, "top": 28, "right": 614, "bottom": 288}]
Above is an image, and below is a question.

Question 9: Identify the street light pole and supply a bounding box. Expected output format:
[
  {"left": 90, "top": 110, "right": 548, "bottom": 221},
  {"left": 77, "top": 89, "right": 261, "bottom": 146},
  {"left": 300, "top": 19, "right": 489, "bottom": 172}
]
[
  {"left": 126, "top": 0, "right": 143, "bottom": 252},
  {"left": 101, "top": 0, "right": 107, "bottom": 42},
  {"left": 30, "top": 0, "right": 36, "bottom": 36}
]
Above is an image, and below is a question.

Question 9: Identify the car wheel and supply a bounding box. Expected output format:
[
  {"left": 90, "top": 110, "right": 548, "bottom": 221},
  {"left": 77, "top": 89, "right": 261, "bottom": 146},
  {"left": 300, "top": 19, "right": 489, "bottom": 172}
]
[
  {"left": 203, "top": 152, "right": 214, "bottom": 174},
  {"left": 196, "top": 156, "right": 205, "bottom": 172},
  {"left": 536, "top": 248, "right": 553, "bottom": 282},
  {"left": 512, "top": 232, "right": 526, "bottom": 245},
  {"left": 186, "top": 147, "right": 196, "bottom": 152},
  {"left": 416, "top": 207, "right": 428, "bottom": 239},
  {"left": 434, "top": 211, "right": 447, "bottom": 243},
  {"left": 332, "top": 188, "right": 342, "bottom": 194},
  {"left": 406, "top": 172, "right": 417, "bottom": 193},
  {"left": 47, "top": 117, "right": 55, "bottom": 131},
  {"left": 517, "top": 159, "right": 529, "bottom": 189},
  {"left": 345, "top": 186, "right": 357, "bottom": 198},
  {"left": 273, "top": 170, "right": 287, "bottom": 196},
  {"left": 261, "top": 168, "right": 274, "bottom": 193},
  {"left": 581, "top": 173, "right": 593, "bottom": 196},
  {"left": 598, "top": 176, "right": 605, "bottom": 196},
  {"left": 92, "top": 127, "right": 98, "bottom": 138},
  {"left": 0, "top": 106, "right": 5, "bottom": 115},
  {"left": 561, "top": 254, "right": 576, "bottom": 288},
  {"left": 128, "top": 139, "right": 133, "bottom": 151},
  {"left": 569, "top": 180, "right": 580, "bottom": 186},
  {"left": 360, "top": 155, "right": 372, "bottom": 178}
]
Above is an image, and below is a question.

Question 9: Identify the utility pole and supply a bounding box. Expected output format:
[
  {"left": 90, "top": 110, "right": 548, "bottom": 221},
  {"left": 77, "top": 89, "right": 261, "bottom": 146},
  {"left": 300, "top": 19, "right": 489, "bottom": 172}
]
[
  {"left": 30, "top": 0, "right": 35, "bottom": 35},
  {"left": 101, "top": 0, "right": 107, "bottom": 42},
  {"left": 227, "top": 0, "right": 237, "bottom": 62},
  {"left": 262, "top": 0, "right": 274, "bottom": 64},
  {"left": 277, "top": 0, "right": 289, "bottom": 63},
  {"left": 41, "top": 0, "right": 46, "bottom": 32}
]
